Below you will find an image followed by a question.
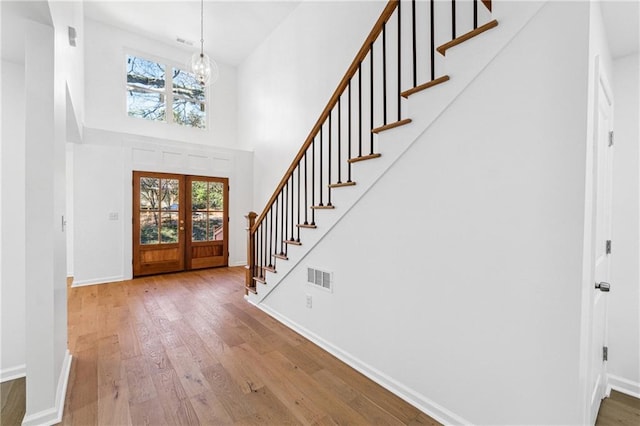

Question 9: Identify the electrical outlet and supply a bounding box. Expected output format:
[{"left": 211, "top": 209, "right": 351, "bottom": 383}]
[
  {"left": 306, "top": 294, "right": 312, "bottom": 309},
  {"left": 108, "top": 212, "right": 119, "bottom": 221}
]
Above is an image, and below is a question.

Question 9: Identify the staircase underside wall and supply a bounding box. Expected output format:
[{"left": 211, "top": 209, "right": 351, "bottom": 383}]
[{"left": 259, "top": 2, "right": 590, "bottom": 424}]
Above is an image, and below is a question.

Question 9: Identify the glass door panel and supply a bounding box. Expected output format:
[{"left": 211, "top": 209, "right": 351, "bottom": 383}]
[{"left": 186, "top": 177, "right": 228, "bottom": 269}]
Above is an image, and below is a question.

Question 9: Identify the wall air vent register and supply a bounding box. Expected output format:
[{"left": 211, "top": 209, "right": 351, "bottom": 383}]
[{"left": 307, "top": 267, "right": 332, "bottom": 292}]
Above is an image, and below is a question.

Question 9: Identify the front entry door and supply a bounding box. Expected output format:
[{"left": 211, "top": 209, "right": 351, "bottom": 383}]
[
  {"left": 133, "top": 172, "right": 185, "bottom": 276},
  {"left": 186, "top": 176, "right": 229, "bottom": 269},
  {"left": 133, "top": 171, "right": 228, "bottom": 277}
]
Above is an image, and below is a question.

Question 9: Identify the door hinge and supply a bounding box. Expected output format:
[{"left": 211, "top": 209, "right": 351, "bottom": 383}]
[
  {"left": 603, "top": 346, "right": 608, "bottom": 362},
  {"left": 608, "top": 131, "right": 614, "bottom": 147},
  {"left": 606, "top": 240, "right": 612, "bottom": 255}
]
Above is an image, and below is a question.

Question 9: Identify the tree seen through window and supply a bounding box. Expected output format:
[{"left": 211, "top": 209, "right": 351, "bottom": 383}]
[{"left": 126, "top": 55, "right": 207, "bottom": 129}]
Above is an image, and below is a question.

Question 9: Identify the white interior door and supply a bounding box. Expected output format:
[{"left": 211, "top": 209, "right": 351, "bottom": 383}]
[{"left": 588, "top": 62, "right": 614, "bottom": 423}]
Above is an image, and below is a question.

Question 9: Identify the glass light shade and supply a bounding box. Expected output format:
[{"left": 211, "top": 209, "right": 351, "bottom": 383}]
[{"left": 190, "top": 52, "right": 219, "bottom": 86}]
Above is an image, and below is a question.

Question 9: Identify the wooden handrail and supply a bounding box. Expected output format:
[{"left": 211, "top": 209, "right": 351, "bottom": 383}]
[{"left": 251, "top": 0, "right": 399, "bottom": 233}]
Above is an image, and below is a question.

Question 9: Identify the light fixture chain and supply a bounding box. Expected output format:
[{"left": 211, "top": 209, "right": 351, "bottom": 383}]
[
  {"left": 190, "top": 0, "right": 216, "bottom": 86},
  {"left": 200, "top": 0, "right": 204, "bottom": 55}
]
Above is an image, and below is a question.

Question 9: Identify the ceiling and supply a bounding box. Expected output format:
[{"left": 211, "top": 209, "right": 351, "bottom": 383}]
[
  {"left": 2, "top": 1, "right": 638, "bottom": 68},
  {"left": 83, "top": 0, "right": 302, "bottom": 66},
  {"left": 83, "top": 0, "right": 639, "bottom": 67}
]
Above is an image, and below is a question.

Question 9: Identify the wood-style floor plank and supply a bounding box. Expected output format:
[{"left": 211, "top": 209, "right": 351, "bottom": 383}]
[
  {"left": 1, "top": 377, "right": 26, "bottom": 426},
  {"left": 59, "top": 266, "right": 438, "bottom": 425},
  {"left": 596, "top": 391, "right": 640, "bottom": 426},
  {"left": 0, "top": 267, "right": 632, "bottom": 426}
]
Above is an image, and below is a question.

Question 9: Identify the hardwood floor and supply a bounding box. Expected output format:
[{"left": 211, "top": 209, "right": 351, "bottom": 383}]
[
  {"left": 596, "top": 390, "right": 640, "bottom": 426},
  {"left": 1, "top": 377, "right": 26, "bottom": 426},
  {"left": 61, "top": 266, "right": 438, "bottom": 425},
  {"left": 3, "top": 266, "right": 639, "bottom": 425}
]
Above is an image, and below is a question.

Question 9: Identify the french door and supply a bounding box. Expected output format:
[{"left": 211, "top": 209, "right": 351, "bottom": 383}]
[{"left": 133, "top": 171, "right": 229, "bottom": 277}]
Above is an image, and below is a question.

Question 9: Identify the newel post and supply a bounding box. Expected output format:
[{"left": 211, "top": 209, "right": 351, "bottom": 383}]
[{"left": 245, "top": 211, "right": 257, "bottom": 295}]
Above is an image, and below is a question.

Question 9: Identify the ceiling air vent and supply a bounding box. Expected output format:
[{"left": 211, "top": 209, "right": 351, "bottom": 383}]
[
  {"left": 176, "top": 37, "right": 195, "bottom": 47},
  {"left": 307, "top": 267, "right": 332, "bottom": 292}
]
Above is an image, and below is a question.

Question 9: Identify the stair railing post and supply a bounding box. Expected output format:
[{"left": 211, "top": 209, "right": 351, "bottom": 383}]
[{"left": 245, "top": 211, "right": 258, "bottom": 295}]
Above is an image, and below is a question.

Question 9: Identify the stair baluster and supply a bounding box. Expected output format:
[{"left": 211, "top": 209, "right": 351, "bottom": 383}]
[{"left": 430, "top": 0, "right": 435, "bottom": 81}]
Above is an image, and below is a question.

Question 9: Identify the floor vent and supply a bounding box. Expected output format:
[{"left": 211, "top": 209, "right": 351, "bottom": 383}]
[{"left": 307, "top": 267, "right": 332, "bottom": 291}]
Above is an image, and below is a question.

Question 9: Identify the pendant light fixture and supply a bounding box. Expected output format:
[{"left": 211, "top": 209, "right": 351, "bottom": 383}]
[{"left": 190, "top": 0, "right": 218, "bottom": 86}]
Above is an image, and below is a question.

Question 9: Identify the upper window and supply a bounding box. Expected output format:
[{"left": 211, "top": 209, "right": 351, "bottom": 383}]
[{"left": 126, "top": 55, "right": 207, "bottom": 129}]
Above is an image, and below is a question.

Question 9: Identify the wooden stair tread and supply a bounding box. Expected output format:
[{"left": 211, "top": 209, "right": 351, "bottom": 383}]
[
  {"left": 297, "top": 223, "right": 317, "bottom": 229},
  {"left": 348, "top": 153, "right": 381, "bottom": 163},
  {"left": 253, "top": 276, "right": 266, "bottom": 284},
  {"left": 328, "top": 181, "right": 356, "bottom": 188},
  {"left": 262, "top": 265, "right": 276, "bottom": 273},
  {"left": 371, "top": 118, "right": 412, "bottom": 134},
  {"left": 401, "top": 75, "right": 450, "bottom": 98},
  {"left": 482, "top": 0, "right": 492, "bottom": 12},
  {"left": 273, "top": 253, "right": 288, "bottom": 260},
  {"left": 245, "top": 286, "right": 258, "bottom": 295},
  {"left": 284, "top": 240, "right": 302, "bottom": 246},
  {"left": 311, "top": 205, "right": 335, "bottom": 210},
  {"left": 437, "top": 19, "right": 498, "bottom": 56}
]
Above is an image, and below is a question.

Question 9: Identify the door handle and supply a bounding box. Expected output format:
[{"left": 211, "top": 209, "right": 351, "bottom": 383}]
[{"left": 595, "top": 282, "right": 610, "bottom": 292}]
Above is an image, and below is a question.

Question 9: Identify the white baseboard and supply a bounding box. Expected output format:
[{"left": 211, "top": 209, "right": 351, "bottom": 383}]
[
  {"left": 229, "top": 260, "right": 247, "bottom": 267},
  {"left": 22, "top": 350, "right": 72, "bottom": 426},
  {"left": 0, "top": 364, "right": 26, "bottom": 382},
  {"left": 249, "top": 301, "right": 470, "bottom": 426},
  {"left": 607, "top": 374, "right": 640, "bottom": 399},
  {"left": 71, "top": 275, "right": 127, "bottom": 287}
]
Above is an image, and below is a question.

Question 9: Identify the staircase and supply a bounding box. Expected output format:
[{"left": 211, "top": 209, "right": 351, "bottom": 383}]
[{"left": 244, "top": 0, "right": 537, "bottom": 300}]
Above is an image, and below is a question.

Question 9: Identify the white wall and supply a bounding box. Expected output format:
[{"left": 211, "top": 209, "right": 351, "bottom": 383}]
[
  {"left": 72, "top": 13, "right": 251, "bottom": 285},
  {"left": 0, "top": 60, "right": 26, "bottom": 382},
  {"left": 0, "top": 1, "right": 80, "bottom": 421},
  {"left": 259, "top": 2, "right": 591, "bottom": 424},
  {"left": 84, "top": 18, "right": 237, "bottom": 149},
  {"left": 22, "top": 14, "right": 71, "bottom": 424},
  {"left": 71, "top": 128, "right": 253, "bottom": 286},
  {"left": 50, "top": 0, "right": 84, "bottom": 141},
  {"left": 66, "top": 144, "right": 74, "bottom": 275},
  {"left": 237, "top": 1, "right": 385, "bottom": 211},
  {"left": 609, "top": 52, "right": 640, "bottom": 394}
]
